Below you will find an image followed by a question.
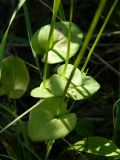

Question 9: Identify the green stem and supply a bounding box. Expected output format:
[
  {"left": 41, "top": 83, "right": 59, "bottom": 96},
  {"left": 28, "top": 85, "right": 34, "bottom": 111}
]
[
  {"left": 23, "top": 1, "right": 42, "bottom": 79},
  {"left": 43, "top": 0, "right": 61, "bottom": 87},
  {"left": 58, "top": 1, "right": 66, "bottom": 21},
  {"left": 113, "top": 99, "right": 120, "bottom": 147},
  {"left": 0, "top": 0, "right": 26, "bottom": 73},
  {"left": 45, "top": 140, "right": 55, "bottom": 160},
  {"left": 13, "top": 99, "right": 31, "bottom": 160},
  {"left": 68, "top": 100, "right": 75, "bottom": 113},
  {"left": 63, "top": 0, "right": 74, "bottom": 75},
  {"left": 0, "top": 101, "right": 41, "bottom": 134},
  {"left": 60, "top": 0, "right": 108, "bottom": 104},
  {"left": 81, "top": 0, "right": 119, "bottom": 73},
  {"left": 93, "top": 50, "right": 120, "bottom": 77},
  {"left": 74, "top": 0, "right": 107, "bottom": 69}
]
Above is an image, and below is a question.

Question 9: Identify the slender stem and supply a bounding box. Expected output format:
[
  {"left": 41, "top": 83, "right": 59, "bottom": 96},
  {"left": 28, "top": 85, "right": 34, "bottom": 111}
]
[
  {"left": 63, "top": 138, "right": 88, "bottom": 160},
  {"left": 58, "top": 0, "right": 66, "bottom": 21},
  {"left": 68, "top": 100, "right": 75, "bottom": 113},
  {"left": 43, "top": 0, "right": 61, "bottom": 87},
  {"left": 0, "top": 0, "right": 25, "bottom": 72},
  {"left": 93, "top": 50, "right": 120, "bottom": 77},
  {"left": 13, "top": 98, "right": 31, "bottom": 160},
  {"left": 38, "top": 0, "right": 62, "bottom": 21},
  {"left": 45, "top": 140, "right": 55, "bottom": 160},
  {"left": 74, "top": 0, "right": 107, "bottom": 69},
  {"left": 0, "top": 154, "right": 16, "bottom": 160},
  {"left": 0, "top": 101, "right": 42, "bottom": 134},
  {"left": 113, "top": 99, "right": 120, "bottom": 147},
  {"left": 81, "top": 0, "right": 119, "bottom": 72},
  {"left": 23, "top": 2, "right": 42, "bottom": 78},
  {"left": 60, "top": 0, "right": 108, "bottom": 104},
  {"left": 63, "top": 0, "right": 74, "bottom": 75}
]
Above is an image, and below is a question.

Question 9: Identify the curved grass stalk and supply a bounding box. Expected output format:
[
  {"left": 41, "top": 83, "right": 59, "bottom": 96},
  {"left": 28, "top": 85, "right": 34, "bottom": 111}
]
[
  {"left": 38, "top": 0, "right": 62, "bottom": 21},
  {"left": 113, "top": 99, "right": 120, "bottom": 147},
  {"left": 23, "top": 1, "right": 42, "bottom": 78},
  {"left": 0, "top": 0, "right": 26, "bottom": 72},
  {"left": 45, "top": 140, "right": 55, "bottom": 160},
  {"left": 0, "top": 101, "right": 41, "bottom": 134},
  {"left": 21, "top": 141, "right": 42, "bottom": 160},
  {"left": 0, "top": 153, "right": 16, "bottom": 160},
  {"left": 60, "top": 0, "right": 108, "bottom": 103},
  {"left": 93, "top": 51, "right": 120, "bottom": 77},
  {"left": 0, "top": 102, "right": 41, "bottom": 159},
  {"left": 81, "top": 0, "right": 119, "bottom": 73},
  {"left": 63, "top": 0, "right": 74, "bottom": 75},
  {"left": 13, "top": 99, "right": 32, "bottom": 160},
  {"left": 43, "top": 0, "right": 61, "bottom": 87},
  {"left": 58, "top": 1, "right": 66, "bottom": 21}
]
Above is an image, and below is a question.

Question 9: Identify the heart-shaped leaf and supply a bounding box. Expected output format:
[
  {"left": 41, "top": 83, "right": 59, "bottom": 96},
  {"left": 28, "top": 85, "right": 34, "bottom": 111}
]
[
  {"left": 67, "top": 75, "right": 100, "bottom": 100},
  {"left": 28, "top": 97, "right": 77, "bottom": 141},
  {"left": 57, "top": 64, "right": 82, "bottom": 87},
  {"left": 31, "top": 74, "right": 67, "bottom": 98},
  {"left": 69, "top": 136, "right": 120, "bottom": 158},
  {"left": 0, "top": 56, "right": 30, "bottom": 98},
  {"left": 31, "top": 21, "right": 83, "bottom": 63}
]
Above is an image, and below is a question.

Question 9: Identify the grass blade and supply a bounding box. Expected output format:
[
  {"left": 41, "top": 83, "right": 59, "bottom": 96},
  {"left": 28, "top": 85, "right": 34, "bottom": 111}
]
[
  {"left": 58, "top": 1, "right": 66, "bottom": 21},
  {"left": 43, "top": 0, "right": 61, "bottom": 87},
  {"left": 63, "top": 0, "right": 74, "bottom": 74},
  {"left": 82, "top": 0, "right": 119, "bottom": 72},
  {"left": 60, "top": 0, "right": 108, "bottom": 103},
  {"left": 22, "top": 1, "right": 42, "bottom": 78},
  {"left": 0, "top": 0, "right": 26, "bottom": 71},
  {"left": 0, "top": 101, "right": 41, "bottom": 134}
]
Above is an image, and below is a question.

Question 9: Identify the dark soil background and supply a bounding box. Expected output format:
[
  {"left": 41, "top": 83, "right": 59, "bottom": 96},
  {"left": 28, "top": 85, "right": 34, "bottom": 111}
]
[{"left": 0, "top": 0, "right": 120, "bottom": 159}]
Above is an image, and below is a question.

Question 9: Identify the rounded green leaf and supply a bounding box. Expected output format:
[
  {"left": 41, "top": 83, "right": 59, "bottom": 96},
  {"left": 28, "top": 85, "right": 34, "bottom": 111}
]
[
  {"left": 31, "top": 74, "right": 67, "bottom": 98},
  {"left": 28, "top": 97, "right": 77, "bottom": 141},
  {"left": 69, "top": 136, "right": 120, "bottom": 158},
  {"left": 31, "top": 21, "right": 83, "bottom": 63},
  {"left": 0, "top": 56, "right": 30, "bottom": 98},
  {"left": 67, "top": 75, "right": 100, "bottom": 100},
  {"left": 31, "top": 30, "right": 45, "bottom": 55},
  {"left": 57, "top": 64, "right": 82, "bottom": 87}
]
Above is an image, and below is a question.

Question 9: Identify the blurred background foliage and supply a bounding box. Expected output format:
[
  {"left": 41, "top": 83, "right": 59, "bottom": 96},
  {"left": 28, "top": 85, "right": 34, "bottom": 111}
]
[{"left": 0, "top": 0, "right": 120, "bottom": 159}]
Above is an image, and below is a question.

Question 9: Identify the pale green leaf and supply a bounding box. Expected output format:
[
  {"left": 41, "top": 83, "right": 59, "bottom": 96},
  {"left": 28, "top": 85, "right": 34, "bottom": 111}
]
[
  {"left": 67, "top": 75, "right": 100, "bottom": 100},
  {"left": 69, "top": 136, "right": 120, "bottom": 158},
  {"left": 0, "top": 56, "right": 30, "bottom": 98},
  {"left": 31, "top": 74, "right": 67, "bottom": 98},
  {"left": 31, "top": 21, "right": 83, "bottom": 64},
  {"left": 57, "top": 64, "right": 82, "bottom": 87},
  {"left": 28, "top": 97, "right": 76, "bottom": 141}
]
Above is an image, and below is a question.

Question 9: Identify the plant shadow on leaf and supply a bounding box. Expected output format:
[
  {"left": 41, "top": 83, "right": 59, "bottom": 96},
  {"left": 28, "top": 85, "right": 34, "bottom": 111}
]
[
  {"left": 57, "top": 64, "right": 82, "bottom": 87},
  {"left": 70, "top": 136, "right": 120, "bottom": 159},
  {"left": 31, "top": 72, "right": 100, "bottom": 100},
  {"left": 67, "top": 75, "right": 100, "bottom": 100},
  {"left": 31, "top": 74, "right": 67, "bottom": 98},
  {"left": 32, "top": 21, "right": 83, "bottom": 64},
  {"left": 55, "top": 22, "right": 83, "bottom": 43},
  {"left": 48, "top": 48, "right": 65, "bottom": 60},
  {"left": 28, "top": 97, "right": 77, "bottom": 141}
]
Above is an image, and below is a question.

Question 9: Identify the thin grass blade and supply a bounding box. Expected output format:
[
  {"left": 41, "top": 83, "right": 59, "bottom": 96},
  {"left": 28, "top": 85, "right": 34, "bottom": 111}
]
[{"left": 0, "top": 0, "right": 26, "bottom": 71}]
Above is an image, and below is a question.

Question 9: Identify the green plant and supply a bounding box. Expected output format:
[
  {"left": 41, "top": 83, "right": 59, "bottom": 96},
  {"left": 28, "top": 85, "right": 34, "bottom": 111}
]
[
  {"left": 0, "top": 0, "right": 119, "bottom": 159},
  {"left": 0, "top": 56, "right": 29, "bottom": 98},
  {"left": 113, "top": 98, "right": 120, "bottom": 147}
]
